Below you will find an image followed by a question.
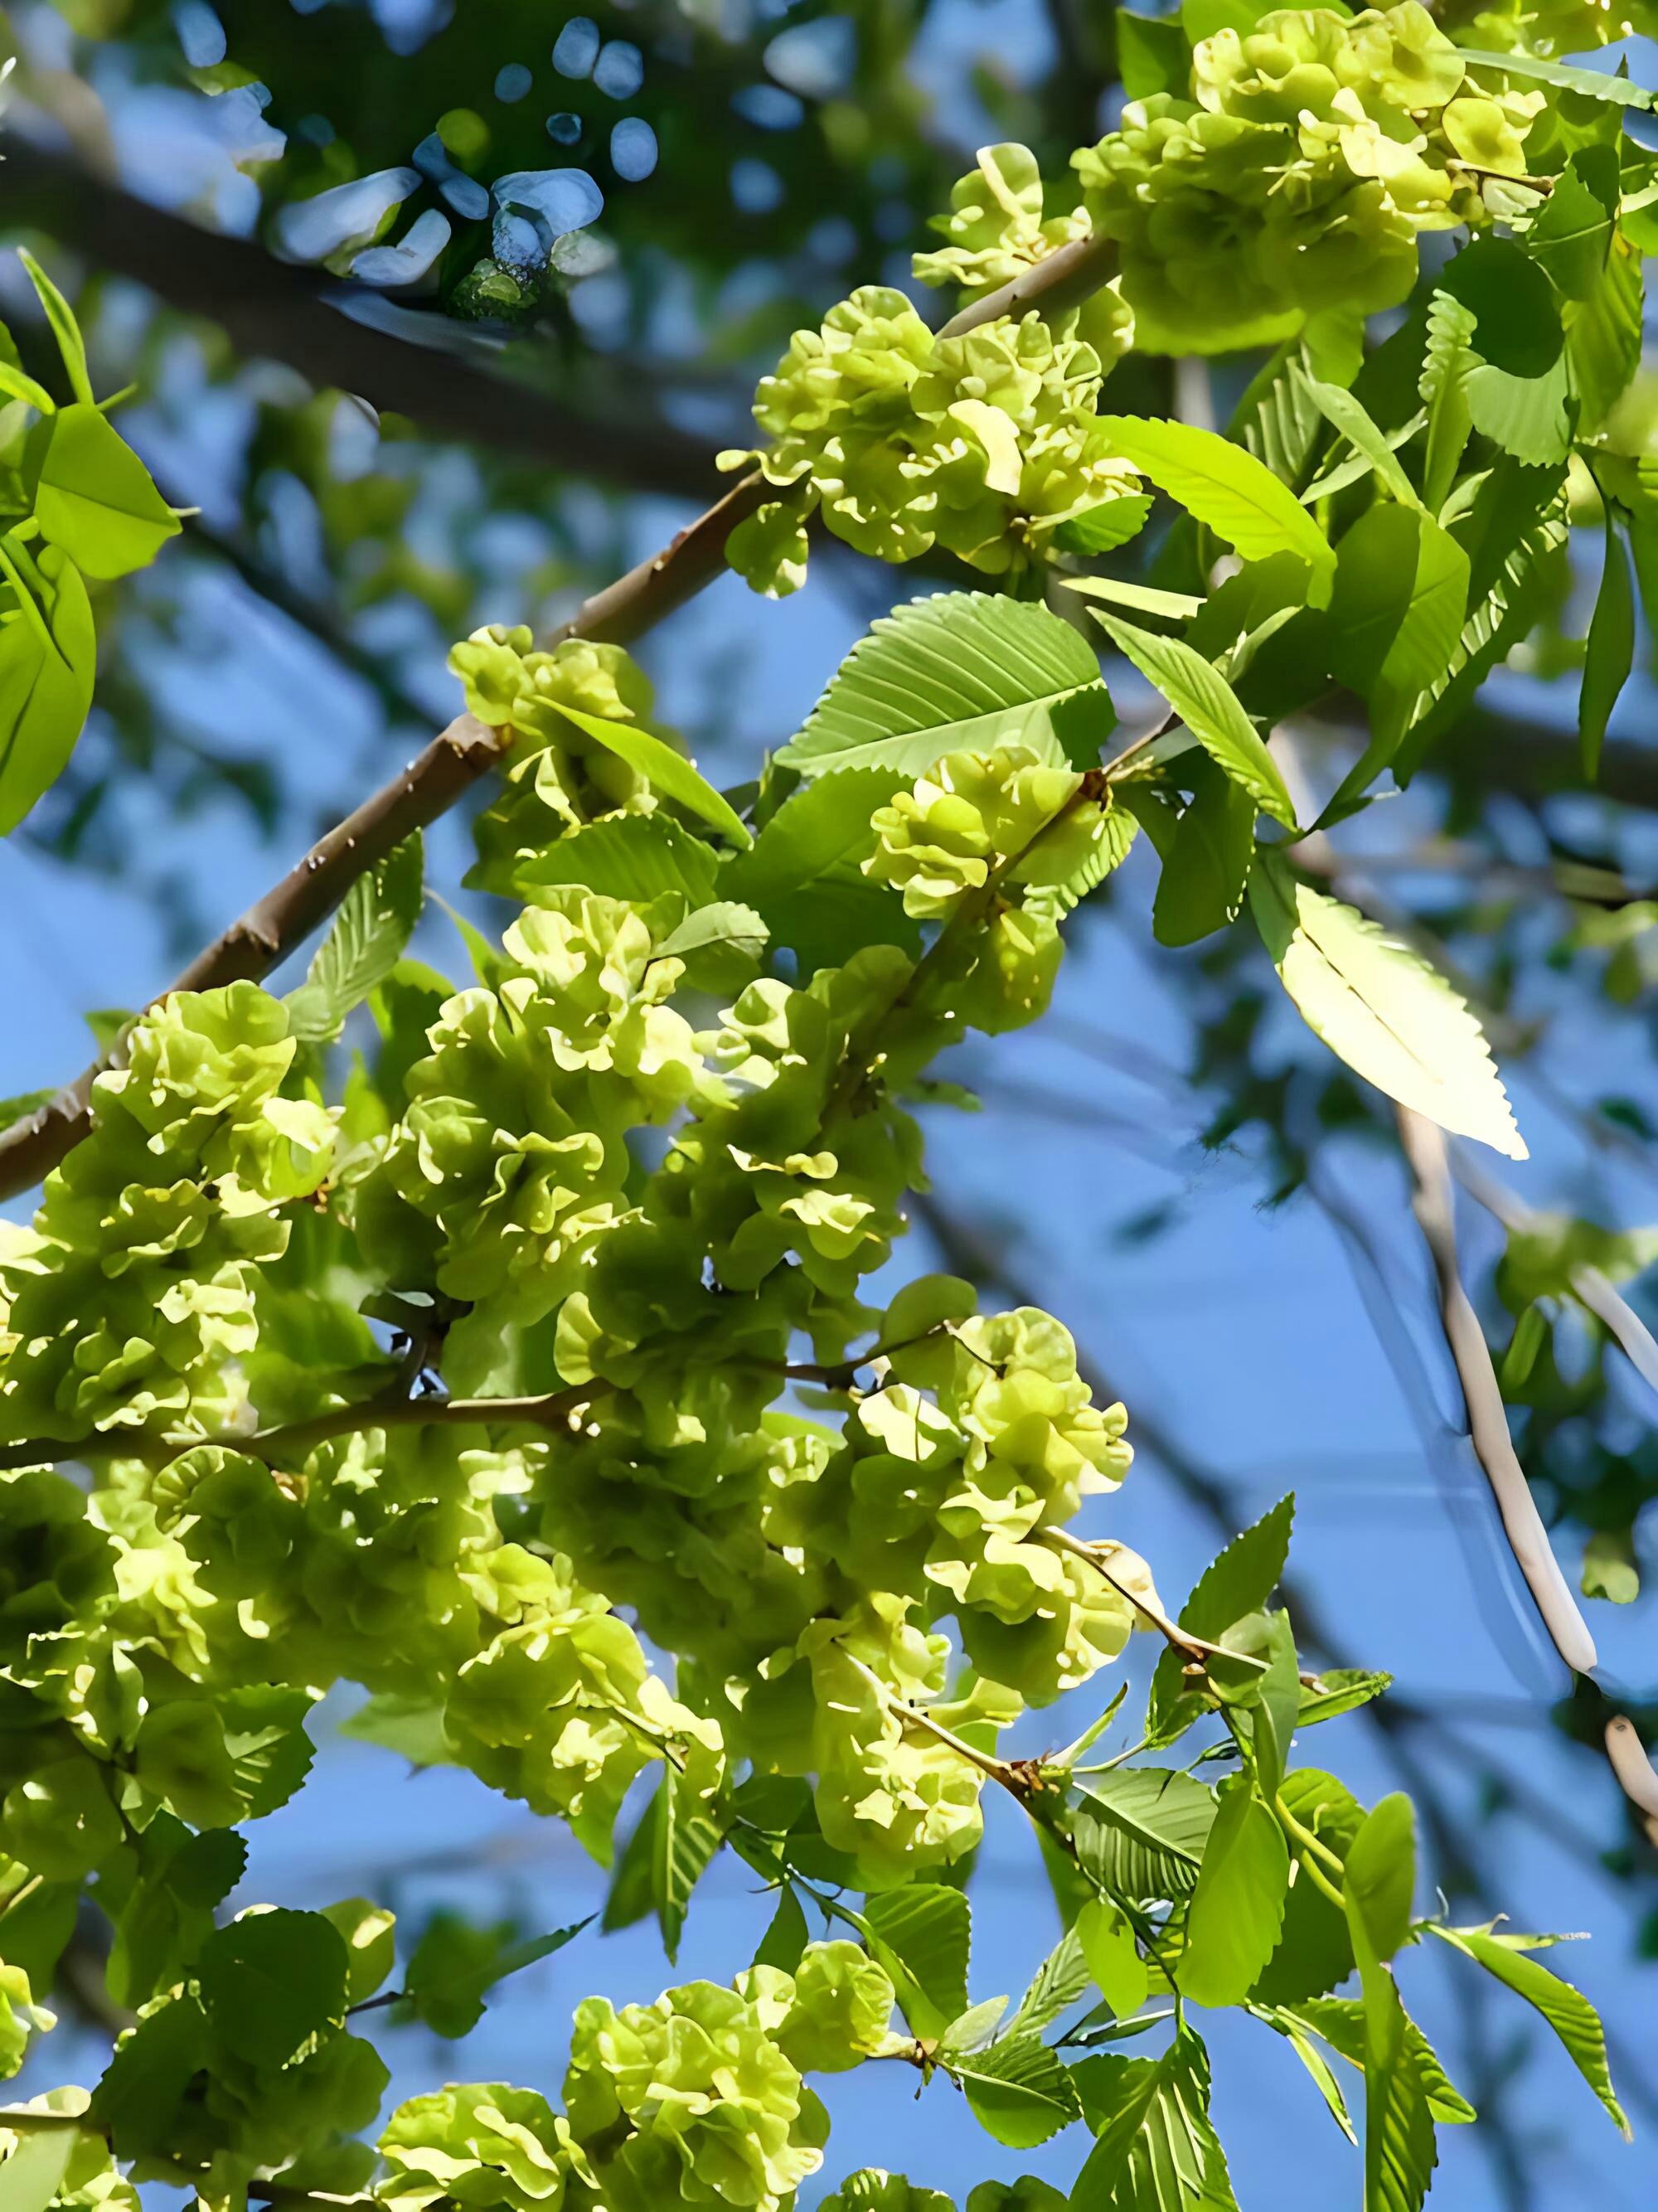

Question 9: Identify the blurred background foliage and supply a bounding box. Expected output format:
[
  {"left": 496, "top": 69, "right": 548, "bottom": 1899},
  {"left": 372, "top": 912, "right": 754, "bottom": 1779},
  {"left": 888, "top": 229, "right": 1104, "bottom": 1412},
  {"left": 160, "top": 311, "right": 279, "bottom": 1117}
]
[{"left": 0, "top": 1, "right": 1655, "bottom": 2203}]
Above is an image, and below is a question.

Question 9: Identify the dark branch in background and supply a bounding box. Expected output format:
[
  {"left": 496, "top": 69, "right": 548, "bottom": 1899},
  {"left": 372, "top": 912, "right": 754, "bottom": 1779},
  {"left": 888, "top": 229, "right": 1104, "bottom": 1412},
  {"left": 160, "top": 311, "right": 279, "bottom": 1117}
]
[
  {"left": 178, "top": 511, "right": 437, "bottom": 730},
  {"left": 0, "top": 716, "right": 505, "bottom": 1199},
  {"left": 0, "top": 135, "right": 719, "bottom": 501},
  {"left": 1305, "top": 696, "right": 1658, "bottom": 817}
]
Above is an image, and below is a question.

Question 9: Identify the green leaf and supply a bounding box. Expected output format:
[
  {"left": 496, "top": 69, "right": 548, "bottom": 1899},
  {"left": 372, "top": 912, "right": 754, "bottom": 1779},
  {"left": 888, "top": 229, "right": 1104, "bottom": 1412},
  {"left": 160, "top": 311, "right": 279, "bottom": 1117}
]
[
  {"left": 89, "top": 1993, "right": 211, "bottom": 2154},
  {"left": 286, "top": 832, "right": 424, "bottom": 1043},
  {"left": 1234, "top": 341, "right": 1326, "bottom": 488},
  {"left": 15, "top": 251, "right": 95, "bottom": 406},
  {"left": 1564, "top": 234, "right": 1642, "bottom": 434},
  {"left": 1098, "top": 415, "right": 1336, "bottom": 589},
  {"left": 938, "top": 1996, "right": 1011, "bottom": 2061},
  {"left": 0, "top": 545, "right": 96, "bottom": 837},
  {"left": 0, "top": 1088, "right": 52, "bottom": 1125},
  {"left": 33, "top": 405, "right": 182, "bottom": 580},
  {"left": 1457, "top": 46, "right": 1658, "bottom": 109},
  {"left": 0, "top": 361, "right": 56, "bottom": 415},
  {"left": 1248, "top": 857, "right": 1525, "bottom": 1160},
  {"left": 1151, "top": 770, "right": 1254, "bottom": 948},
  {"left": 1055, "top": 493, "right": 1154, "bottom": 556},
  {"left": 1297, "top": 1670, "right": 1392, "bottom": 1727},
  {"left": 603, "top": 1782, "right": 661, "bottom": 1932},
  {"left": 1072, "top": 2027, "right": 1235, "bottom": 2210},
  {"left": 1058, "top": 577, "right": 1205, "bottom": 623},
  {"left": 1147, "top": 1496, "right": 1293, "bottom": 1748},
  {"left": 551, "top": 698, "right": 752, "bottom": 847},
  {"left": 754, "top": 1885, "right": 809, "bottom": 1972},
  {"left": 1439, "top": 238, "right": 1561, "bottom": 379},
  {"left": 0, "top": 2124, "right": 77, "bottom": 2212},
  {"left": 1428, "top": 1924, "right": 1628, "bottom": 2134},
  {"left": 1224, "top": 1612, "right": 1299, "bottom": 1800},
  {"left": 1181, "top": 0, "right": 1266, "bottom": 42},
  {"left": 1418, "top": 292, "right": 1476, "bottom": 516},
  {"left": 1073, "top": 1768, "right": 1217, "bottom": 1904},
  {"left": 404, "top": 1914, "right": 590, "bottom": 2037},
  {"left": 1179, "top": 1778, "right": 1290, "bottom": 2009},
  {"left": 1579, "top": 502, "right": 1634, "bottom": 783},
  {"left": 504, "top": 811, "right": 720, "bottom": 905},
  {"left": 1344, "top": 1928, "right": 1438, "bottom": 2212},
  {"left": 196, "top": 1909, "right": 348, "bottom": 2068},
  {"left": 725, "top": 766, "right": 919, "bottom": 972},
  {"left": 1006, "top": 1924, "right": 1095, "bottom": 2039},
  {"left": 1297, "top": 375, "right": 1419, "bottom": 511},
  {"left": 1093, "top": 615, "right": 1294, "bottom": 828},
  {"left": 1075, "top": 1899, "right": 1148, "bottom": 2021},
  {"left": 652, "top": 1763, "right": 722, "bottom": 1965},
  {"left": 954, "top": 2035, "right": 1083, "bottom": 2150},
  {"left": 654, "top": 900, "right": 768, "bottom": 992},
  {"left": 1343, "top": 1796, "right": 1414, "bottom": 1967},
  {"left": 1251, "top": 1771, "right": 1365, "bottom": 2006},
  {"left": 1525, "top": 163, "right": 1612, "bottom": 301},
  {"left": 1323, "top": 505, "right": 1470, "bottom": 788},
  {"left": 1582, "top": 1528, "right": 1639, "bottom": 1603},
  {"left": 1465, "top": 356, "right": 1573, "bottom": 467},
  {"left": 220, "top": 1683, "right": 315, "bottom": 1820},
  {"left": 338, "top": 1691, "right": 453, "bottom": 1767},
  {"left": 860, "top": 1883, "right": 971, "bottom": 2038},
  {"left": 776, "top": 590, "right": 1104, "bottom": 779},
  {"left": 1394, "top": 470, "right": 1568, "bottom": 779},
  {"left": 104, "top": 1817, "right": 249, "bottom": 2011},
  {"left": 1269, "top": 2008, "right": 1357, "bottom": 2144},
  {"left": 319, "top": 1898, "right": 396, "bottom": 2007},
  {"left": 1115, "top": 9, "right": 1191, "bottom": 99},
  {"left": 1363, "top": 1997, "right": 1440, "bottom": 2212},
  {"left": 1288, "top": 1998, "right": 1476, "bottom": 2127}
]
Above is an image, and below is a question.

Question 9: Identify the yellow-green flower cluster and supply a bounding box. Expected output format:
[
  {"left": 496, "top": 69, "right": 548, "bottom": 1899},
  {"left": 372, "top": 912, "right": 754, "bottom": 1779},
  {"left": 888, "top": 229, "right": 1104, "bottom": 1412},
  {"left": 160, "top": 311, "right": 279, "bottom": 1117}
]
[
  {"left": 0, "top": 986, "right": 333, "bottom": 1441},
  {"left": 380, "top": 1946, "right": 894, "bottom": 2212},
  {"left": 354, "top": 891, "right": 704, "bottom": 1344},
  {"left": 450, "top": 628, "right": 662, "bottom": 898},
  {"left": 722, "top": 289, "right": 1141, "bottom": 595},
  {"left": 0, "top": 752, "right": 1149, "bottom": 1898},
  {"left": 914, "top": 143, "right": 1094, "bottom": 299},
  {"left": 1074, "top": 2, "right": 1543, "bottom": 351},
  {"left": 865, "top": 745, "right": 1106, "bottom": 919},
  {"left": 1446, "top": 0, "right": 1644, "bottom": 56}
]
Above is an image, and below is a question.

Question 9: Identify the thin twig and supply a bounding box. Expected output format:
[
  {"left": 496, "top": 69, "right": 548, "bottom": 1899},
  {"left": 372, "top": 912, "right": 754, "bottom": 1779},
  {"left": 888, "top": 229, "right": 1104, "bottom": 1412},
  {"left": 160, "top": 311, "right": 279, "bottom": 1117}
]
[
  {"left": 1395, "top": 1108, "right": 1597, "bottom": 1675},
  {"left": 1042, "top": 1524, "right": 1263, "bottom": 1667},
  {"left": 0, "top": 715, "right": 507, "bottom": 1203}
]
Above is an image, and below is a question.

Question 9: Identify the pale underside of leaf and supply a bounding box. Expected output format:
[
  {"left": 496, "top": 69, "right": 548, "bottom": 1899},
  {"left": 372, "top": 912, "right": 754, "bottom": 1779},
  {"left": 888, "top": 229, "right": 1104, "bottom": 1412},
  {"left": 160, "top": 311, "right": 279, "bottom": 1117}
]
[{"left": 1252, "top": 866, "right": 1525, "bottom": 1159}]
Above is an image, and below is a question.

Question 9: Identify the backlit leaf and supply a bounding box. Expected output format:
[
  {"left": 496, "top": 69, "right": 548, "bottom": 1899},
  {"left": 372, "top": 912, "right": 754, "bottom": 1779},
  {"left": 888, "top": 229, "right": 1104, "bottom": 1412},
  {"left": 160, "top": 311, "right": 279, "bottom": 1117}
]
[
  {"left": 34, "top": 405, "right": 182, "bottom": 580},
  {"left": 1248, "top": 858, "right": 1525, "bottom": 1159},
  {"left": 1093, "top": 614, "right": 1294, "bottom": 827},
  {"left": 778, "top": 591, "right": 1103, "bottom": 778},
  {"left": 1098, "top": 416, "right": 1335, "bottom": 587}
]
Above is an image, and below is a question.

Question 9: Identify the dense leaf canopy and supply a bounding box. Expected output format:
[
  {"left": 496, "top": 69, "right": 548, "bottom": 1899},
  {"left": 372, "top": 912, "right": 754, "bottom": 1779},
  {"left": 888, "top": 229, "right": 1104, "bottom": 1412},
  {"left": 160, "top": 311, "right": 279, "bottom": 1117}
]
[{"left": 0, "top": 4, "right": 1655, "bottom": 2210}]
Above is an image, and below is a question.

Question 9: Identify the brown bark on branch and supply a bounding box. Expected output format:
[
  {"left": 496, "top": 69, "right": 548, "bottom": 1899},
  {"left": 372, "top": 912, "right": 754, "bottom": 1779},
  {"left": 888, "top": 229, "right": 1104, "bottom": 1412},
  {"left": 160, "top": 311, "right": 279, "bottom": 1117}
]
[
  {"left": 0, "top": 715, "right": 506, "bottom": 1202},
  {"left": 936, "top": 230, "right": 1120, "bottom": 340}
]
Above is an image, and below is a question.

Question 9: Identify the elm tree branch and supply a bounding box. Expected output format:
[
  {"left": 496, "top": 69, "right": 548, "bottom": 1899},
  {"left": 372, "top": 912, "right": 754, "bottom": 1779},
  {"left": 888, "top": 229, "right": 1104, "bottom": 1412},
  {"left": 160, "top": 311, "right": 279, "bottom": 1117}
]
[{"left": 0, "top": 225, "right": 1128, "bottom": 1198}]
